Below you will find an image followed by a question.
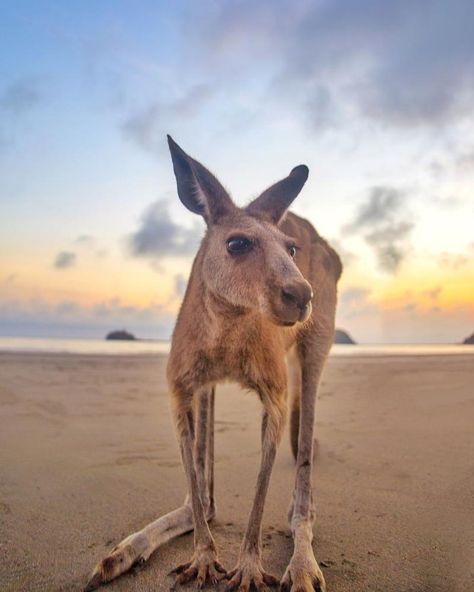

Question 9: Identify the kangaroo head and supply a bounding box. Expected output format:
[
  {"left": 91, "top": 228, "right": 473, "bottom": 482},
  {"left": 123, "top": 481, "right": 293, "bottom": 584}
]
[{"left": 167, "top": 135, "right": 313, "bottom": 327}]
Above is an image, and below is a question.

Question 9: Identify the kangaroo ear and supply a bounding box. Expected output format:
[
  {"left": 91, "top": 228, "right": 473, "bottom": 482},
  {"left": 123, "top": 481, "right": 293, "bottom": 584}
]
[
  {"left": 167, "top": 135, "right": 235, "bottom": 224},
  {"left": 246, "top": 165, "right": 309, "bottom": 224}
]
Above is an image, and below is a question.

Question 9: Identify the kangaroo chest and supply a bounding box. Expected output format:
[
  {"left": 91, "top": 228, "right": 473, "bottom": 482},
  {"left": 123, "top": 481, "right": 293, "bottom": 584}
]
[{"left": 193, "top": 322, "right": 288, "bottom": 394}]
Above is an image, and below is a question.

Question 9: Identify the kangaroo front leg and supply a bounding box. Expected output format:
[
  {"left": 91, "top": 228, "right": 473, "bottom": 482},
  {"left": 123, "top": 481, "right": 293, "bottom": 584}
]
[
  {"left": 170, "top": 397, "right": 226, "bottom": 587},
  {"left": 281, "top": 351, "right": 328, "bottom": 592},
  {"left": 84, "top": 387, "right": 216, "bottom": 591},
  {"left": 226, "top": 403, "right": 284, "bottom": 592},
  {"left": 193, "top": 386, "right": 215, "bottom": 518}
]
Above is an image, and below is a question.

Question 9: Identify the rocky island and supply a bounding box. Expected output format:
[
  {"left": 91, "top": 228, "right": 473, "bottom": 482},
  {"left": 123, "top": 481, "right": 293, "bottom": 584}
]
[
  {"left": 105, "top": 330, "right": 136, "bottom": 341},
  {"left": 462, "top": 332, "right": 474, "bottom": 345},
  {"left": 334, "top": 329, "right": 356, "bottom": 344}
]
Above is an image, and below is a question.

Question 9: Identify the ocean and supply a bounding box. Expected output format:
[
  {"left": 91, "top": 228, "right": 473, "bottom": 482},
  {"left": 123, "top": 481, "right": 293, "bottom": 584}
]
[{"left": 0, "top": 336, "right": 472, "bottom": 356}]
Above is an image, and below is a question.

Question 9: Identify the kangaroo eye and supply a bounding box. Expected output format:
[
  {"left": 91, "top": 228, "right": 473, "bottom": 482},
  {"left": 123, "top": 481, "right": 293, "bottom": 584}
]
[
  {"left": 288, "top": 246, "right": 297, "bottom": 258},
  {"left": 227, "top": 237, "right": 253, "bottom": 255}
]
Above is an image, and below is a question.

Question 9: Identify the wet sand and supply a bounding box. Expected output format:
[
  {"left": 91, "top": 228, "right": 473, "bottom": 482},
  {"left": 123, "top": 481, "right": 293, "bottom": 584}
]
[{"left": 0, "top": 352, "right": 473, "bottom": 591}]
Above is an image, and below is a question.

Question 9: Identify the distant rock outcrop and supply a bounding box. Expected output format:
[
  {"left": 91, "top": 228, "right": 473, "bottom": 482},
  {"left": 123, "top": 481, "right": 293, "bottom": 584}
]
[
  {"left": 462, "top": 332, "right": 474, "bottom": 345},
  {"left": 334, "top": 329, "right": 356, "bottom": 344},
  {"left": 106, "top": 330, "right": 136, "bottom": 341}
]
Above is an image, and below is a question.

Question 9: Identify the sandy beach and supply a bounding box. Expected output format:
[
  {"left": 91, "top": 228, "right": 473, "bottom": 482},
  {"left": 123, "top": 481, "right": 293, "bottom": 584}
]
[{"left": 1, "top": 351, "right": 473, "bottom": 592}]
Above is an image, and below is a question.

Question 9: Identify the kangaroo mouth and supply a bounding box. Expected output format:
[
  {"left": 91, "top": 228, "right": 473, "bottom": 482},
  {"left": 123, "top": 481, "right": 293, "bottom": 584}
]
[
  {"left": 298, "top": 302, "right": 312, "bottom": 322},
  {"left": 272, "top": 302, "right": 312, "bottom": 327}
]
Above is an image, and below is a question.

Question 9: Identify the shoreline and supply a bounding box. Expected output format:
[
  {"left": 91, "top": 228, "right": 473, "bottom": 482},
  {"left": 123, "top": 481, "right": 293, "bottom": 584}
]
[{"left": 1, "top": 342, "right": 474, "bottom": 358}]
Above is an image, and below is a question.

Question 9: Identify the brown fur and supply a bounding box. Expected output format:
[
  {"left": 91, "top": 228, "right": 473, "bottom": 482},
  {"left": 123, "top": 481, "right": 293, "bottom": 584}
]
[
  {"left": 84, "top": 137, "right": 341, "bottom": 592},
  {"left": 167, "top": 209, "right": 340, "bottom": 445},
  {"left": 165, "top": 137, "right": 341, "bottom": 592}
]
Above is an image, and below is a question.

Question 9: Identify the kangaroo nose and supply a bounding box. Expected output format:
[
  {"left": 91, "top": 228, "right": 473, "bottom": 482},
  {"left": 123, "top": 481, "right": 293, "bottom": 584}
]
[{"left": 281, "top": 283, "right": 313, "bottom": 310}]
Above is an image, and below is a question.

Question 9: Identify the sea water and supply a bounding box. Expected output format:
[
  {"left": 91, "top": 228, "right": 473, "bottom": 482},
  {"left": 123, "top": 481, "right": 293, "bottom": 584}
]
[{"left": 0, "top": 336, "right": 472, "bottom": 356}]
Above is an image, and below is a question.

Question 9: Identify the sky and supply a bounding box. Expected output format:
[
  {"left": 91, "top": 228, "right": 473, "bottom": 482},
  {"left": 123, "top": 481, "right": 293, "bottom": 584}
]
[{"left": 1, "top": 0, "right": 473, "bottom": 343}]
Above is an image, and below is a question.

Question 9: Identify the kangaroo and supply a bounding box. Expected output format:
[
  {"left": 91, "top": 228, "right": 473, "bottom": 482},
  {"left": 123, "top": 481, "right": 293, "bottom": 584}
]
[{"left": 85, "top": 136, "right": 342, "bottom": 592}]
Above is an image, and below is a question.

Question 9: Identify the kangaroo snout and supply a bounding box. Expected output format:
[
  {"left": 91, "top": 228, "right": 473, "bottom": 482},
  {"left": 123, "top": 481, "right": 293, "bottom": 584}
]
[
  {"left": 281, "top": 282, "right": 313, "bottom": 310},
  {"left": 280, "top": 281, "right": 313, "bottom": 322}
]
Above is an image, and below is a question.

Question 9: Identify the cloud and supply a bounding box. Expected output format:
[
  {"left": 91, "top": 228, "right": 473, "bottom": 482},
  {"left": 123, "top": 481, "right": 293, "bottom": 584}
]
[
  {"left": 121, "top": 84, "right": 213, "bottom": 154},
  {"left": 344, "top": 186, "right": 414, "bottom": 273},
  {"left": 3, "top": 273, "right": 17, "bottom": 284},
  {"left": 334, "top": 284, "right": 474, "bottom": 344},
  {"left": 345, "top": 187, "right": 405, "bottom": 231},
  {"left": 424, "top": 286, "right": 442, "bottom": 301},
  {"left": 199, "top": 0, "right": 474, "bottom": 129},
  {"left": 430, "top": 148, "right": 474, "bottom": 179},
  {"left": 73, "top": 234, "right": 107, "bottom": 258},
  {"left": 455, "top": 148, "right": 474, "bottom": 172},
  {"left": 0, "top": 296, "right": 175, "bottom": 339},
  {"left": 0, "top": 77, "right": 42, "bottom": 153},
  {"left": 336, "top": 286, "right": 379, "bottom": 325},
  {"left": 438, "top": 252, "right": 469, "bottom": 270},
  {"left": 0, "top": 78, "right": 41, "bottom": 116},
  {"left": 297, "top": 82, "right": 339, "bottom": 131},
  {"left": 128, "top": 199, "right": 203, "bottom": 262},
  {"left": 74, "top": 234, "right": 96, "bottom": 246},
  {"left": 329, "top": 238, "right": 357, "bottom": 267},
  {"left": 339, "top": 287, "right": 371, "bottom": 309},
  {"left": 431, "top": 195, "right": 462, "bottom": 209},
  {"left": 364, "top": 221, "right": 413, "bottom": 273},
  {"left": 53, "top": 251, "right": 77, "bottom": 269}
]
